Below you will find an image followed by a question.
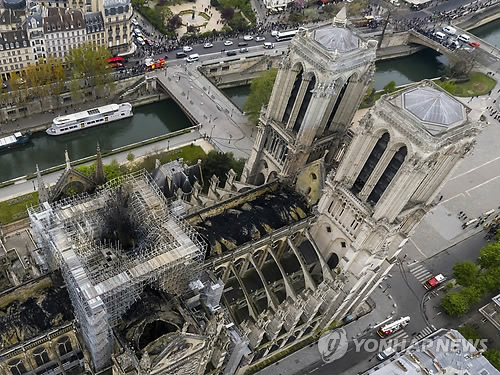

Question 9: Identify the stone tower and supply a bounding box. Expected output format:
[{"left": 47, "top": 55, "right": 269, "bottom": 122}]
[
  {"left": 311, "top": 80, "right": 482, "bottom": 322},
  {"left": 242, "top": 9, "right": 378, "bottom": 185}
]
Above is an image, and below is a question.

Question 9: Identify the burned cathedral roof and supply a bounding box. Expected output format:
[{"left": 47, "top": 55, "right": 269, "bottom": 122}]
[{"left": 188, "top": 183, "right": 312, "bottom": 256}]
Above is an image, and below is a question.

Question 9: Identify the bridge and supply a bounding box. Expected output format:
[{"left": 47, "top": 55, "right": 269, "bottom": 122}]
[{"left": 151, "top": 64, "right": 254, "bottom": 159}]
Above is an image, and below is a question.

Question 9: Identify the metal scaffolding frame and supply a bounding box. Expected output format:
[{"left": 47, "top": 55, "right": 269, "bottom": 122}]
[{"left": 28, "top": 170, "right": 206, "bottom": 371}]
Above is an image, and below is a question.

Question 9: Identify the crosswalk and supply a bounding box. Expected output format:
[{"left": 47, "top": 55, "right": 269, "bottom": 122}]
[
  {"left": 409, "top": 264, "right": 433, "bottom": 283},
  {"left": 413, "top": 326, "right": 435, "bottom": 342},
  {"left": 381, "top": 326, "right": 436, "bottom": 347}
]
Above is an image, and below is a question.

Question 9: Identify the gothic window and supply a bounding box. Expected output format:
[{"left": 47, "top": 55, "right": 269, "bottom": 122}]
[
  {"left": 328, "top": 201, "right": 334, "bottom": 213},
  {"left": 33, "top": 347, "right": 50, "bottom": 367},
  {"left": 323, "top": 77, "right": 351, "bottom": 133},
  {"left": 57, "top": 336, "right": 73, "bottom": 356},
  {"left": 292, "top": 75, "right": 316, "bottom": 133},
  {"left": 351, "top": 132, "right": 390, "bottom": 195},
  {"left": 8, "top": 359, "right": 27, "bottom": 375},
  {"left": 282, "top": 68, "right": 303, "bottom": 124},
  {"left": 311, "top": 173, "right": 317, "bottom": 180},
  {"left": 368, "top": 146, "right": 407, "bottom": 205}
]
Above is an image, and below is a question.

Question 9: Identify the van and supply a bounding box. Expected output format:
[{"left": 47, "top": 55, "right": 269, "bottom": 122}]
[
  {"left": 264, "top": 42, "right": 275, "bottom": 49},
  {"left": 134, "top": 28, "right": 142, "bottom": 37},
  {"left": 458, "top": 34, "right": 470, "bottom": 43},
  {"left": 377, "top": 347, "right": 396, "bottom": 361},
  {"left": 186, "top": 53, "right": 199, "bottom": 62},
  {"left": 434, "top": 32, "right": 446, "bottom": 41},
  {"left": 442, "top": 26, "right": 457, "bottom": 35}
]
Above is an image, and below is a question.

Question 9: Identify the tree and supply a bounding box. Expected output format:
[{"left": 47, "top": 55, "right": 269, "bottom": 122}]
[
  {"left": 461, "top": 286, "right": 483, "bottom": 306},
  {"left": 9, "top": 71, "right": 21, "bottom": 92},
  {"left": 127, "top": 152, "right": 135, "bottom": 162},
  {"left": 220, "top": 7, "right": 235, "bottom": 21},
  {"left": 168, "top": 14, "right": 183, "bottom": 31},
  {"left": 441, "top": 292, "right": 469, "bottom": 317},
  {"left": 476, "top": 268, "right": 500, "bottom": 292},
  {"left": 65, "top": 43, "right": 112, "bottom": 92},
  {"left": 485, "top": 349, "right": 500, "bottom": 371},
  {"left": 201, "top": 151, "right": 245, "bottom": 187},
  {"left": 244, "top": 68, "right": 278, "bottom": 125},
  {"left": 457, "top": 326, "right": 482, "bottom": 346},
  {"left": 453, "top": 261, "right": 479, "bottom": 287},
  {"left": 229, "top": 12, "right": 248, "bottom": 31},
  {"left": 479, "top": 241, "right": 500, "bottom": 269},
  {"left": 383, "top": 80, "right": 397, "bottom": 94}
]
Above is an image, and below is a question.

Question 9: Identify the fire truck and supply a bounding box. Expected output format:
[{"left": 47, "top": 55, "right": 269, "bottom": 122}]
[
  {"left": 377, "top": 316, "right": 410, "bottom": 338},
  {"left": 423, "top": 274, "right": 446, "bottom": 290},
  {"left": 145, "top": 58, "right": 166, "bottom": 71}
]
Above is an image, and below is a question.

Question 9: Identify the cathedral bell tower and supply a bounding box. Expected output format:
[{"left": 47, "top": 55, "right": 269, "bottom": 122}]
[{"left": 242, "top": 8, "right": 378, "bottom": 185}]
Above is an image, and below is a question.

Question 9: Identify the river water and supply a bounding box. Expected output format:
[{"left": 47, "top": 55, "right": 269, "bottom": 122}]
[
  {"left": 1, "top": 20, "right": 498, "bottom": 183},
  {"left": 0, "top": 101, "right": 191, "bottom": 182}
]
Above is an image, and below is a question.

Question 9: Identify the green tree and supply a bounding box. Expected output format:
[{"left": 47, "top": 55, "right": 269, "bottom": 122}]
[
  {"left": 201, "top": 151, "right": 244, "bottom": 187},
  {"left": 453, "top": 261, "right": 479, "bottom": 287},
  {"left": 9, "top": 71, "right": 21, "bottom": 92},
  {"left": 244, "top": 68, "right": 278, "bottom": 125},
  {"left": 127, "top": 152, "right": 135, "bottom": 162},
  {"left": 441, "top": 292, "right": 469, "bottom": 317},
  {"left": 461, "top": 286, "right": 483, "bottom": 305},
  {"left": 383, "top": 80, "right": 397, "bottom": 94},
  {"left": 457, "top": 326, "right": 482, "bottom": 346},
  {"left": 65, "top": 43, "right": 112, "bottom": 91},
  {"left": 479, "top": 241, "right": 500, "bottom": 269},
  {"left": 485, "top": 349, "right": 500, "bottom": 371},
  {"left": 476, "top": 267, "right": 500, "bottom": 292}
]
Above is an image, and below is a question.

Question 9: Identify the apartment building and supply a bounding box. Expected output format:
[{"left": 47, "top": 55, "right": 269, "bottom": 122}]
[
  {"left": 103, "top": 0, "right": 132, "bottom": 54},
  {"left": 27, "top": 15, "right": 47, "bottom": 62},
  {"left": 42, "top": 7, "right": 86, "bottom": 59},
  {"left": 84, "top": 11, "right": 105, "bottom": 49},
  {"left": 0, "top": 30, "right": 32, "bottom": 82}
]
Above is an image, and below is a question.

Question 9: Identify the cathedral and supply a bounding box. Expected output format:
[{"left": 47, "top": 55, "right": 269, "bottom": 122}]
[{"left": 18, "top": 8, "right": 483, "bottom": 375}]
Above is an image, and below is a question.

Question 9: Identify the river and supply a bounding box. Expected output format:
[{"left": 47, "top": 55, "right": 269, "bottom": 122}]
[
  {"left": 470, "top": 18, "right": 500, "bottom": 48},
  {"left": 0, "top": 100, "right": 191, "bottom": 182}
]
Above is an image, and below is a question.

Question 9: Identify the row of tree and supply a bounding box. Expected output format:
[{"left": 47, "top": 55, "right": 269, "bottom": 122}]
[
  {"left": 0, "top": 43, "right": 114, "bottom": 106},
  {"left": 441, "top": 232, "right": 500, "bottom": 316}
]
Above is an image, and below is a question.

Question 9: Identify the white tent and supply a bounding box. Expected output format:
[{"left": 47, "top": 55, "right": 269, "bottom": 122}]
[{"left": 404, "top": 0, "right": 431, "bottom": 4}]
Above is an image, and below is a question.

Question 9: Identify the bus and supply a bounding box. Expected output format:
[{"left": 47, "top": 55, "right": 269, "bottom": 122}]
[
  {"left": 275, "top": 29, "right": 298, "bottom": 42},
  {"left": 108, "top": 56, "right": 125, "bottom": 68},
  {"left": 145, "top": 58, "right": 166, "bottom": 71},
  {"left": 376, "top": 316, "right": 410, "bottom": 338}
]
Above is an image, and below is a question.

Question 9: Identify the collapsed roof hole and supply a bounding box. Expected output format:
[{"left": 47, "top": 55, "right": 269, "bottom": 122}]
[{"left": 139, "top": 320, "right": 178, "bottom": 350}]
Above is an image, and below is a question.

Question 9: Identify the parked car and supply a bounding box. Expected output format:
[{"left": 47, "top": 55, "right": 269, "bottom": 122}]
[
  {"left": 243, "top": 35, "right": 254, "bottom": 41},
  {"left": 271, "top": 30, "right": 278, "bottom": 36},
  {"left": 136, "top": 37, "right": 146, "bottom": 46},
  {"left": 377, "top": 347, "right": 396, "bottom": 361},
  {"left": 224, "top": 40, "right": 233, "bottom": 46},
  {"left": 434, "top": 31, "right": 446, "bottom": 41},
  {"left": 203, "top": 42, "right": 213, "bottom": 48},
  {"left": 263, "top": 42, "right": 275, "bottom": 49},
  {"left": 238, "top": 42, "right": 248, "bottom": 46},
  {"left": 470, "top": 41, "right": 480, "bottom": 47},
  {"left": 255, "top": 36, "right": 266, "bottom": 42},
  {"left": 183, "top": 46, "right": 193, "bottom": 52},
  {"left": 226, "top": 50, "right": 237, "bottom": 56},
  {"left": 458, "top": 34, "right": 470, "bottom": 43},
  {"left": 239, "top": 47, "right": 249, "bottom": 53},
  {"left": 176, "top": 51, "right": 187, "bottom": 58}
]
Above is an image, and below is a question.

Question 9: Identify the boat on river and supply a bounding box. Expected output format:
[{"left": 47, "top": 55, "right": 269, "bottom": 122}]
[
  {"left": 0, "top": 130, "right": 31, "bottom": 152},
  {"left": 46, "top": 103, "right": 133, "bottom": 136}
]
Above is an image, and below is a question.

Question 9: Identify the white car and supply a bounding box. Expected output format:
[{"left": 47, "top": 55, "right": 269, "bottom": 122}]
[
  {"left": 255, "top": 36, "right": 265, "bottom": 42},
  {"left": 271, "top": 30, "right": 278, "bottom": 36},
  {"left": 203, "top": 42, "right": 213, "bottom": 48},
  {"left": 224, "top": 40, "right": 233, "bottom": 46},
  {"left": 183, "top": 46, "right": 193, "bottom": 52},
  {"left": 243, "top": 35, "right": 254, "bottom": 41}
]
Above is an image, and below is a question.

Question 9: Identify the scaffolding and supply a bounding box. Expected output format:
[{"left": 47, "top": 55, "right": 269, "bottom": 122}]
[{"left": 28, "top": 170, "right": 206, "bottom": 371}]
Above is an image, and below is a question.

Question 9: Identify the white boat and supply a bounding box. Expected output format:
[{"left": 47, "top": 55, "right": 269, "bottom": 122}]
[{"left": 46, "top": 103, "right": 133, "bottom": 136}]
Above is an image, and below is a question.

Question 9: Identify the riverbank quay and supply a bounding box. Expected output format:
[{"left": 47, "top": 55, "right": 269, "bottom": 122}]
[
  {"left": 0, "top": 131, "right": 212, "bottom": 202},
  {"left": 0, "top": 86, "right": 166, "bottom": 137}
]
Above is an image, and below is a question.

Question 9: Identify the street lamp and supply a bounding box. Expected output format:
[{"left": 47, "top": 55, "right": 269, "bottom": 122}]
[{"left": 210, "top": 124, "right": 216, "bottom": 140}]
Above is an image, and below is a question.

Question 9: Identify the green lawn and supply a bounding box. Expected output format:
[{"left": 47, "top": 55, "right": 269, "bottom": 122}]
[
  {"left": 437, "top": 72, "right": 496, "bottom": 97},
  {"left": 0, "top": 192, "right": 38, "bottom": 224},
  {"left": 129, "top": 144, "right": 207, "bottom": 173}
]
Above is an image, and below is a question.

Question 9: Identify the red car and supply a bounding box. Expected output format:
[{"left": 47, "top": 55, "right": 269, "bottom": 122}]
[{"left": 470, "top": 41, "right": 480, "bottom": 47}]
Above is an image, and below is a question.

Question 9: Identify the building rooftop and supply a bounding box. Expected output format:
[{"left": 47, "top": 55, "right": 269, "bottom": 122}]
[
  {"left": 188, "top": 183, "right": 311, "bottom": 256},
  {"left": 84, "top": 12, "right": 104, "bottom": 34},
  {"left": 313, "top": 27, "right": 360, "bottom": 53},
  {"left": 43, "top": 8, "right": 84, "bottom": 34},
  {"left": 402, "top": 86, "right": 467, "bottom": 134},
  {"left": 479, "top": 293, "right": 500, "bottom": 331},
  {"left": 361, "top": 329, "right": 500, "bottom": 375},
  {"left": 0, "top": 273, "right": 74, "bottom": 352},
  {"left": 0, "top": 30, "right": 29, "bottom": 51}
]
